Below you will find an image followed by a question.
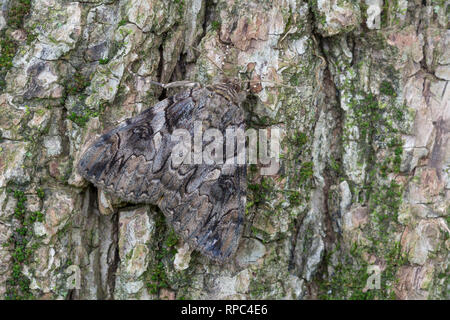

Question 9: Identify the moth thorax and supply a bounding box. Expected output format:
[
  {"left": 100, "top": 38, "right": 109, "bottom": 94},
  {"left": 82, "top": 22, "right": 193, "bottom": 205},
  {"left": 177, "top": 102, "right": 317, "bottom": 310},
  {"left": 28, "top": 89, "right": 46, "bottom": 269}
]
[{"left": 207, "top": 83, "right": 240, "bottom": 106}]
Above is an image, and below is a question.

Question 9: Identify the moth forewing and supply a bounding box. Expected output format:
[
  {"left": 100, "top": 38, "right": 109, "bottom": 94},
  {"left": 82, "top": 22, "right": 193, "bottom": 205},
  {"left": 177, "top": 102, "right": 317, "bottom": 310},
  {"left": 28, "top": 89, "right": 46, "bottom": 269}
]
[{"left": 78, "top": 83, "right": 246, "bottom": 263}]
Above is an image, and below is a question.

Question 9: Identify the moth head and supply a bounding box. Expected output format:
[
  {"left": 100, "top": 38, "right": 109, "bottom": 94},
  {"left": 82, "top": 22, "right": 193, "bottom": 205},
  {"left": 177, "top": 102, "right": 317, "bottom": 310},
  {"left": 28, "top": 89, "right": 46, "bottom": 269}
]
[
  {"left": 208, "top": 77, "right": 246, "bottom": 106},
  {"left": 224, "top": 77, "right": 248, "bottom": 105}
]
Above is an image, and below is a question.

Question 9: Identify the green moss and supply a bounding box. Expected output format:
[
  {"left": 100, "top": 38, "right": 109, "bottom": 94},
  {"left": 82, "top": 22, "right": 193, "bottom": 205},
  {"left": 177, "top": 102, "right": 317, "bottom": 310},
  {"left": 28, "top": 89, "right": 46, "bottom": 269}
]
[
  {"left": 65, "top": 71, "right": 90, "bottom": 96},
  {"left": 329, "top": 156, "right": 341, "bottom": 174},
  {"left": 67, "top": 109, "right": 99, "bottom": 128},
  {"left": 0, "top": 34, "right": 16, "bottom": 70},
  {"left": 248, "top": 250, "right": 289, "bottom": 299},
  {"left": 298, "top": 161, "right": 314, "bottom": 183},
  {"left": 318, "top": 241, "right": 407, "bottom": 299},
  {"left": 210, "top": 20, "right": 221, "bottom": 32},
  {"left": 346, "top": 89, "right": 405, "bottom": 223},
  {"left": 316, "top": 48, "right": 408, "bottom": 297},
  {"left": 146, "top": 261, "right": 170, "bottom": 295},
  {"left": 0, "top": 34, "right": 18, "bottom": 90},
  {"left": 281, "top": 128, "right": 314, "bottom": 202},
  {"left": 99, "top": 58, "right": 109, "bottom": 65},
  {"left": 380, "top": 81, "right": 396, "bottom": 97},
  {"left": 293, "top": 132, "right": 308, "bottom": 147},
  {"left": 7, "top": 0, "right": 32, "bottom": 29},
  {"left": 25, "top": 210, "right": 44, "bottom": 224},
  {"left": 26, "top": 32, "right": 37, "bottom": 45},
  {"left": 250, "top": 225, "right": 273, "bottom": 244},
  {"left": 65, "top": 70, "right": 104, "bottom": 127},
  {"left": 4, "top": 186, "right": 45, "bottom": 300},
  {"left": 347, "top": 88, "right": 405, "bottom": 221},
  {"left": 0, "top": 0, "right": 33, "bottom": 91},
  {"left": 248, "top": 177, "right": 274, "bottom": 209},
  {"left": 164, "top": 228, "right": 179, "bottom": 249},
  {"left": 249, "top": 277, "right": 272, "bottom": 299},
  {"left": 174, "top": 0, "right": 185, "bottom": 16},
  {"left": 309, "top": 0, "right": 327, "bottom": 27},
  {"left": 380, "top": 0, "right": 404, "bottom": 27},
  {"left": 12, "top": 189, "right": 26, "bottom": 219},
  {"left": 370, "top": 179, "right": 402, "bottom": 224},
  {"left": 36, "top": 188, "right": 44, "bottom": 199},
  {"left": 287, "top": 190, "right": 302, "bottom": 206},
  {"left": 145, "top": 212, "right": 179, "bottom": 297}
]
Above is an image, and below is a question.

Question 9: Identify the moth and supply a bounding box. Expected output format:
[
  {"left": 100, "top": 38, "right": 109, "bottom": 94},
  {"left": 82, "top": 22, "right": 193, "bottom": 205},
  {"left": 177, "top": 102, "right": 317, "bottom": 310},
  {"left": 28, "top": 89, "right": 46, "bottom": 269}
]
[{"left": 77, "top": 81, "right": 246, "bottom": 263}]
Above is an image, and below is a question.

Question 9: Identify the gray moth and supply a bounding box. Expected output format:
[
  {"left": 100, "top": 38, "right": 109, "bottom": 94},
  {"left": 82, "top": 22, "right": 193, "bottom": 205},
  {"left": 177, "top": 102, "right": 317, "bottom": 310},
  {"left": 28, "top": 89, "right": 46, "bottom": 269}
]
[{"left": 77, "top": 82, "right": 246, "bottom": 263}]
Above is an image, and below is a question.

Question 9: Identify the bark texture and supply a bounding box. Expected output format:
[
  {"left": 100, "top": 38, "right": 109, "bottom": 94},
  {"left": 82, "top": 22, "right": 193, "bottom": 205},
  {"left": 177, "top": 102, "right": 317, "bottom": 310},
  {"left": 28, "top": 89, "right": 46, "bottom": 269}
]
[{"left": 0, "top": 0, "right": 448, "bottom": 299}]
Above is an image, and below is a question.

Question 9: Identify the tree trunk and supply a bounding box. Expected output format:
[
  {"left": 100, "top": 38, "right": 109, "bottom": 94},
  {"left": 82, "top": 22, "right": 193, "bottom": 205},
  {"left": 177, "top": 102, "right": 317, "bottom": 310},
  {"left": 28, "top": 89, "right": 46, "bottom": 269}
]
[{"left": 0, "top": 0, "right": 448, "bottom": 299}]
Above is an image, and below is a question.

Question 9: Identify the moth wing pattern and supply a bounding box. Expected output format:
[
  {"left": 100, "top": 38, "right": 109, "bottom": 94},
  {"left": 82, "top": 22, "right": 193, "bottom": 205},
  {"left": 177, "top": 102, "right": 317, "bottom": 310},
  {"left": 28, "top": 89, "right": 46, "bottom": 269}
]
[{"left": 77, "top": 85, "right": 246, "bottom": 263}]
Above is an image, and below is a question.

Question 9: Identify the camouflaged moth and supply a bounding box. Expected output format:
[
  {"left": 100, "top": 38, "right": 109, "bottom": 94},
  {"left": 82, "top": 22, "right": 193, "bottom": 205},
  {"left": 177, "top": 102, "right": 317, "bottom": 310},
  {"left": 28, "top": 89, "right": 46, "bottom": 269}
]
[{"left": 77, "top": 81, "right": 246, "bottom": 263}]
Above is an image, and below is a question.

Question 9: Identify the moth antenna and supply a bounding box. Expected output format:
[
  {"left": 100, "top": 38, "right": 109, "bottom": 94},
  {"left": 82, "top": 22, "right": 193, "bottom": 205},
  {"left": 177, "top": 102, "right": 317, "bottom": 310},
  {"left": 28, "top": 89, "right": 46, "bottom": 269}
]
[
  {"left": 150, "top": 80, "right": 166, "bottom": 88},
  {"left": 150, "top": 80, "right": 199, "bottom": 89},
  {"left": 278, "top": 26, "right": 297, "bottom": 46},
  {"left": 240, "top": 79, "right": 300, "bottom": 90},
  {"left": 165, "top": 80, "right": 200, "bottom": 88}
]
